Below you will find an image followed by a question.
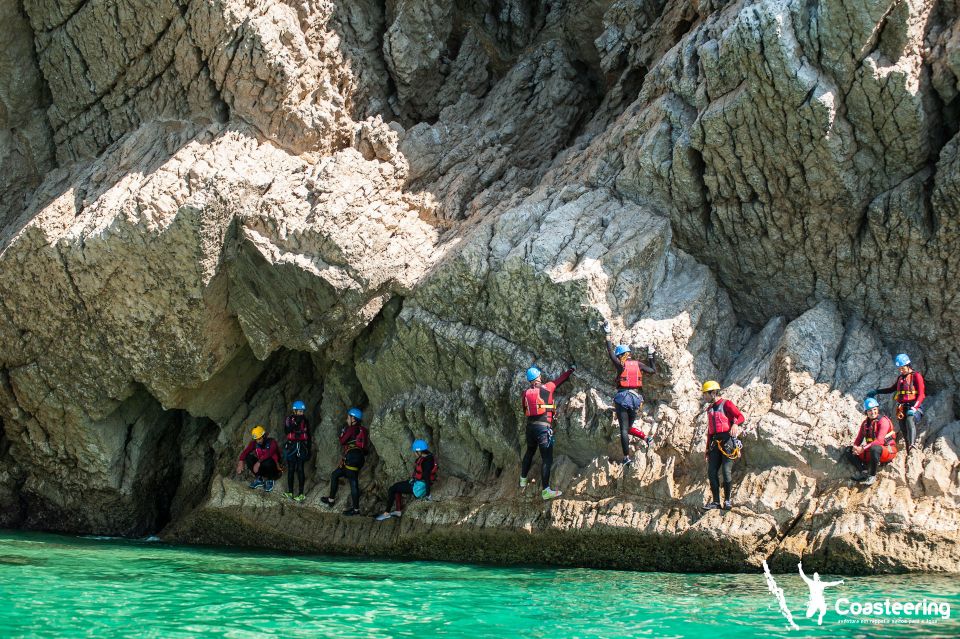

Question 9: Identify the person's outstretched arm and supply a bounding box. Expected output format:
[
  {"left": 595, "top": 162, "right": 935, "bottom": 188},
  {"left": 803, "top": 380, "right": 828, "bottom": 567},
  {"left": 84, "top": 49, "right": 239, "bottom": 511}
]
[{"left": 797, "top": 563, "right": 812, "bottom": 584}]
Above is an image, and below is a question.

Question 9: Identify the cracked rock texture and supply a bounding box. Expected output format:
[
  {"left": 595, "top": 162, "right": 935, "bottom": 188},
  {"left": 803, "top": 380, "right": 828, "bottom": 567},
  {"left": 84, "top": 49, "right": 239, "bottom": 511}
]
[{"left": 0, "top": 0, "right": 958, "bottom": 573}]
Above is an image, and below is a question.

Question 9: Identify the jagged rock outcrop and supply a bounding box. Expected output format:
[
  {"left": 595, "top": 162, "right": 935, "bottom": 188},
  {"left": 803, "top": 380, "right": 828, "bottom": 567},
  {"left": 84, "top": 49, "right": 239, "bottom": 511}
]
[{"left": 0, "top": 0, "right": 958, "bottom": 572}]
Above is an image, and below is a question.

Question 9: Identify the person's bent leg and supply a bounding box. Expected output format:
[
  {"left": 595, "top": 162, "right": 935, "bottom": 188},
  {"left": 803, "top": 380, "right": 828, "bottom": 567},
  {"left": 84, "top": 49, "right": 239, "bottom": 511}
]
[
  {"left": 845, "top": 446, "right": 867, "bottom": 473},
  {"left": 385, "top": 481, "right": 408, "bottom": 512},
  {"left": 244, "top": 452, "right": 259, "bottom": 475},
  {"left": 328, "top": 467, "right": 345, "bottom": 499},
  {"left": 868, "top": 445, "right": 882, "bottom": 476},
  {"left": 259, "top": 458, "right": 281, "bottom": 480}
]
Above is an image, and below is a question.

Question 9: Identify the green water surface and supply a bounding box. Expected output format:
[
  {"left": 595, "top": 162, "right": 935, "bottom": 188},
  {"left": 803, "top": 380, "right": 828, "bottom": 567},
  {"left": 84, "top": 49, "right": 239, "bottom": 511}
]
[{"left": 0, "top": 531, "right": 957, "bottom": 638}]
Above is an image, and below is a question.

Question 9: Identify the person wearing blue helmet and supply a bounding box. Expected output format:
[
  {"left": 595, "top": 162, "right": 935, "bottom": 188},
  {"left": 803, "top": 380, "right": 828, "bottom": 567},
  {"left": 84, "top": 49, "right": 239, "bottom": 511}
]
[
  {"left": 321, "top": 407, "right": 368, "bottom": 515},
  {"left": 846, "top": 397, "right": 897, "bottom": 485},
  {"left": 520, "top": 363, "right": 575, "bottom": 501},
  {"left": 869, "top": 353, "right": 926, "bottom": 454},
  {"left": 375, "top": 439, "right": 438, "bottom": 521},
  {"left": 282, "top": 400, "right": 311, "bottom": 501},
  {"left": 604, "top": 321, "right": 657, "bottom": 465}
]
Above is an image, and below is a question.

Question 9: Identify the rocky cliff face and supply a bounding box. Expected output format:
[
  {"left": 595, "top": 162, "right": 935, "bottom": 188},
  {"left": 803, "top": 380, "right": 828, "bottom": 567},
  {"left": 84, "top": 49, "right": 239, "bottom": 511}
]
[{"left": 1, "top": 0, "right": 958, "bottom": 573}]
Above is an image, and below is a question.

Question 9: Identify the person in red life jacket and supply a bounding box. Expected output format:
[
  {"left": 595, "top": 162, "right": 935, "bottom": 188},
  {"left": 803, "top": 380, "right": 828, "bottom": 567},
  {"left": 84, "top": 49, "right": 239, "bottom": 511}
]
[
  {"left": 375, "top": 439, "right": 437, "bottom": 521},
  {"left": 604, "top": 321, "right": 657, "bottom": 465},
  {"left": 320, "top": 407, "right": 368, "bottom": 515},
  {"left": 701, "top": 380, "right": 745, "bottom": 510},
  {"left": 282, "top": 400, "right": 311, "bottom": 502},
  {"left": 869, "top": 353, "right": 925, "bottom": 454},
  {"left": 234, "top": 425, "right": 282, "bottom": 492},
  {"left": 520, "top": 364, "right": 574, "bottom": 501},
  {"left": 847, "top": 397, "right": 897, "bottom": 485}
]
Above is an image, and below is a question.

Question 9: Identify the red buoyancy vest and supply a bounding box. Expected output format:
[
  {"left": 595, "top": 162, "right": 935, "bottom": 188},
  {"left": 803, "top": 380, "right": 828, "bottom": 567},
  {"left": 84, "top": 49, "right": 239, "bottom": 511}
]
[
  {"left": 895, "top": 372, "right": 918, "bottom": 404},
  {"left": 707, "top": 400, "right": 731, "bottom": 436},
  {"left": 254, "top": 438, "right": 278, "bottom": 462},
  {"left": 859, "top": 416, "right": 897, "bottom": 463},
  {"left": 340, "top": 424, "right": 368, "bottom": 454},
  {"left": 412, "top": 454, "right": 438, "bottom": 482},
  {"left": 618, "top": 360, "right": 642, "bottom": 389},
  {"left": 523, "top": 386, "right": 555, "bottom": 419},
  {"left": 286, "top": 415, "right": 309, "bottom": 442}
]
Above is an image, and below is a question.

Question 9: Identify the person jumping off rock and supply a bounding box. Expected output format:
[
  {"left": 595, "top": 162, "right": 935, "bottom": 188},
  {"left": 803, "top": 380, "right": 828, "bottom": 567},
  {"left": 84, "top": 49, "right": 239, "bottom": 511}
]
[
  {"left": 701, "top": 381, "right": 744, "bottom": 510},
  {"left": 320, "top": 408, "right": 368, "bottom": 516},
  {"left": 235, "top": 425, "right": 282, "bottom": 492},
  {"left": 604, "top": 322, "right": 656, "bottom": 465},
  {"left": 375, "top": 439, "right": 438, "bottom": 521},
  {"left": 798, "top": 562, "right": 843, "bottom": 626},
  {"left": 847, "top": 397, "right": 897, "bottom": 485},
  {"left": 520, "top": 365, "right": 574, "bottom": 501},
  {"left": 869, "top": 353, "right": 925, "bottom": 454},
  {"left": 282, "top": 400, "right": 311, "bottom": 502}
]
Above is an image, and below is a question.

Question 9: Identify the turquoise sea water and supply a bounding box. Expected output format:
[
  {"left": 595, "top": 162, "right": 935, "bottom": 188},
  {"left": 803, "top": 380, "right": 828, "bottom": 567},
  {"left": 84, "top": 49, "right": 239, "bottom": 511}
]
[{"left": 0, "top": 531, "right": 957, "bottom": 638}]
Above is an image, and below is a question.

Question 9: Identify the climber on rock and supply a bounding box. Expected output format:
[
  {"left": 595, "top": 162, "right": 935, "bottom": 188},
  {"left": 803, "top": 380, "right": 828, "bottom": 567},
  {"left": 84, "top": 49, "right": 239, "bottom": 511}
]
[
  {"left": 320, "top": 408, "right": 368, "bottom": 516},
  {"left": 869, "top": 353, "right": 925, "bottom": 454},
  {"left": 282, "top": 400, "right": 311, "bottom": 502},
  {"left": 847, "top": 397, "right": 897, "bottom": 485},
  {"left": 235, "top": 425, "right": 282, "bottom": 492},
  {"left": 701, "top": 381, "right": 744, "bottom": 510},
  {"left": 520, "top": 364, "right": 574, "bottom": 501},
  {"left": 604, "top": 321, "right": 656, "bottom": 465},
  {"left": 375, "top": 439, "right": 438, "bottom": 521}
]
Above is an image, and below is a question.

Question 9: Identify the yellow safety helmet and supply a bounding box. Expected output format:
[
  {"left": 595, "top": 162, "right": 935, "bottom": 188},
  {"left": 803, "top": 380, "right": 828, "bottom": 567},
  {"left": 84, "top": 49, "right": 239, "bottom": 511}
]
[
  {"left": 701, "top": 380, "right": 721, "bottom": 393},
  {"left": 250, "top": 425, "right": 266, "bottom": 440}
]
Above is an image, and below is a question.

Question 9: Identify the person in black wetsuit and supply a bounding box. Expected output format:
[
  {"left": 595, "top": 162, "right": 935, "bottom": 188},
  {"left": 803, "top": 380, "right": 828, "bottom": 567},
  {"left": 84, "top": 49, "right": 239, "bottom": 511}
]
[
  {"left": 320, "top": 407, "right": 368, "bottom": 515},
  {"left": 604, "top": 321, "right": 656, "bottom": 465},
  {"left": 520, "top": 365, "right": 574, "bottom": 501},
  {"left": 375, "top": 439, "right": 437, "bottom": 521},
  {"left": 282, "top": 400, "right": 311, "bottom": 502}
]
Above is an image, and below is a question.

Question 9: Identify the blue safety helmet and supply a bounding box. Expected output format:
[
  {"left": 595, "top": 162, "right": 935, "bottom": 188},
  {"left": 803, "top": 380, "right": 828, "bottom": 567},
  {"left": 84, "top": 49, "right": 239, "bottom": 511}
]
[
  {"left": 525, "top": 367, "right": 542, "bottom": 382},
  {"left": 894, "top": 353, "right": 911, "bottom": 367},
  {"left": 347, "top": 407, "right": 363, "bottom": 420},
  {"left": 863, "top": 397, "right": 880, "bottom": 412},
  {"left": 411, "top": 439, "right": 429, "bottom": 452},
  {"left": 614, "top": 345, "right": 631, "bottom": 357},
  {"left": 292, "top": 400, "right": 306, "bottom": 411}
]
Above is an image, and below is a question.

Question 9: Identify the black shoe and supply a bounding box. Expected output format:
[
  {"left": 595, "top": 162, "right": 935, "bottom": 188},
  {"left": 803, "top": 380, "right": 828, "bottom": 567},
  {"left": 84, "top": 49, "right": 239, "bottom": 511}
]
[
  {"left": 343, "top": 508, "right": 360, "bottom": 516},
  {"left": 850, "top": 472, "right": 868, "bottom": 482},
  {"left": 320, "top": 497, "right": 334, "bottom": 507},
  {"left": 723, "top": 500, "right": 732, "bottom": 510}
]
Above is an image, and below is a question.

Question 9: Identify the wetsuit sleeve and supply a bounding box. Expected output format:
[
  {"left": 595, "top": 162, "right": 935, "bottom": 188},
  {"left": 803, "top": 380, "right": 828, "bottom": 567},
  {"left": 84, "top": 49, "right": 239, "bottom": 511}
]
[
  {"left": 238, "top": 440, "right": 255, "bottom": 462},
  {"left": 637, "top": 358, "right": 656, "bottom": 375},
  {"left": 338, "top": 425, "right": 353, "bottom": 445},
  {"left": 550, "top": 368, "right": 574, "bottom": 388},
  {"left": 725, "top": 402, "right": 745, "bottom": 426},
  {"left": 606, "top": 339, "right": 624, "bottom": 371},
  {"left": 283, "top": 416, "right": 293, "bottom": 436},
  {"left": 875, "top": 380, "right": 897, "bottom": 395},
  {"left": 355, "top": 427, "right": 369, "bottom": 452},
  {"left": 914, "top": 373, "right": 926, "bottom": 408}
]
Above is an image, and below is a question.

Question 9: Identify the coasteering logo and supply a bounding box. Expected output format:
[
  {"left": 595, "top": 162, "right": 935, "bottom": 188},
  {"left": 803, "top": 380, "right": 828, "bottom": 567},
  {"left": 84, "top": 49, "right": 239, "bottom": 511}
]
[{"left": 761, "top": 561, "right": 951, "bottom": 629}]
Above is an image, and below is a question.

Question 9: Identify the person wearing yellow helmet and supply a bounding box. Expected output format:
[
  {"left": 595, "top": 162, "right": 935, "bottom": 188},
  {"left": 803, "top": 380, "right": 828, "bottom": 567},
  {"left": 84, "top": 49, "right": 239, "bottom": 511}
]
[
  {"left": 701, "top": 380, "right": 745, "bottom": 510},
  {"left": 235, "top": 425, "right": 282, "bottom": 492}
]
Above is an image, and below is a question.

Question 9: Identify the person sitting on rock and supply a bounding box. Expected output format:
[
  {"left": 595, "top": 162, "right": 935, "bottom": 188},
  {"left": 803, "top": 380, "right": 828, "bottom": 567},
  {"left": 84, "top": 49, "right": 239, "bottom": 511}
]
[
  {"left": 235, "top": 425, "right": 282, "bottom": 492},
  {"left": 869, "top": 353, "right": 925, "bottom": 455},
  {"left": 520, "top": 364, "right": 574, "bottom": 501},
  {"left": 604, "top": 322, "right": 657, "bottom": 465},
  {"left": 375, "top": 439, "right": 438, "bottom": 521},
  {"left": 848, "top": 397, "right": 897, "bottom": 485},
  {"left": 282, "top": 400, "right": 311, "bottom": 502},
  {"left": 320, "top": 408, "right": 368, "bottom": 516},
  {"left": 701, "top": 381, "right": 744, "bottom": 510}
]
